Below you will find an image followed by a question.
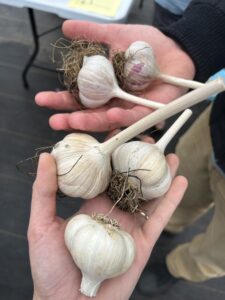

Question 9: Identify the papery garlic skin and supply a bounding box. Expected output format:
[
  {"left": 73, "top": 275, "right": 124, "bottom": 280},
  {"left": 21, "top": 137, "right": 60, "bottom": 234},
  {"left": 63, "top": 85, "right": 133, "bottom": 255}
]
[
  {"left": 65, "top": 214, "right": 135, "bottom": 297},
  {"left": 124, "top": 41, "right": 158, "bottom": 91},
  {"left": 77, "top": 55, "right": 118, "bottom": 108},
  {"left": 51, "top": 133, "right": 111, "bottom": 199},
  {"left": 112, "top": 141, "right": 172, "bottom": 200}
]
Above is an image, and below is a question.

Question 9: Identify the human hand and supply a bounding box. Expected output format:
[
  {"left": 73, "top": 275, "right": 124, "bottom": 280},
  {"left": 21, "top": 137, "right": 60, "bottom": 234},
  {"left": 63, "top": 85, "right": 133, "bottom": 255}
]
[
  {"left": 35, "top": 20, "right": 195, "bottom": 132},
  {"left": 28, "top": 152, "right": 187, "bottom": 300}
]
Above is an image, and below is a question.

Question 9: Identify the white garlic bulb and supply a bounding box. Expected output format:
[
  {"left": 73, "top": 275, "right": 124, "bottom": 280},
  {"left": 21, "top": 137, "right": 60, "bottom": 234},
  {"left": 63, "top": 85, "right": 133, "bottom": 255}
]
[
  {"left": 124, "top": 41, "right": 158, "bottom": 91},
  {"left": 50, "top": 95, "right": 216, "bottom": 201},
  {"left": 51, "top": 133, "right": 111, "bottom": 199},
  {"left": 111, "top": 109, "right": 193, "bottom": 200},
  {"left": 77, "top": 55, "right": 164, "bottom": 109},
  {"left": 77, "top": 55, "right": 117, "bottom": 108},
  {"left": 65, "top": 213, "right": 136, "bottom": 297},
  {"left": 112, "top": 141, "right": 171, "bottom": 200},
  {"left": 123, "top": 41, "right": 203, "bottom": 91}
]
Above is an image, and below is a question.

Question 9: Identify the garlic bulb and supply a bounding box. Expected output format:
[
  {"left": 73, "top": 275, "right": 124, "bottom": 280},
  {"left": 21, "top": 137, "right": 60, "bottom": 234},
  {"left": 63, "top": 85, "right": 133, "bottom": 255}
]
[
  {"left": 77, "top": 55, "right": 163, "bottom": 109},
  {"left": 77, "top": 55, "right": 116, "bottom": 108},
  {"left": 51, "top": 133, "right": 111, "bottom": 198},
  {"left": 111, "top": 109, "right": 193, "bottom": 200},
  {"left": 123, "top": 41, "right": 203, "bottom": 92},
  {"left": 65, "top": 213, "right": 135, "bottom": 297},
  {"left": 112, "top": 141, "right": 171, "bottom": 200},
  {"left": 124, "top": 41, "right": 158, "bottom": 91},
  {"left": 50, "top": 80, "right": 225, "bottom": 199}
]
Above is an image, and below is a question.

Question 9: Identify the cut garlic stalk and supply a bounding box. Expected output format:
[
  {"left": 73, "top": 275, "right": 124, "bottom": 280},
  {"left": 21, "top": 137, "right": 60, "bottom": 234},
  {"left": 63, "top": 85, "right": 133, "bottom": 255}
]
[
  {"left": 102, "top": 78, "right": 225, "bottom": 153},
  {"left": 156, "top": 109, "right": 192, "bottom": 152},
  {"left": 65, "top": 214, "right": 135, "bottom": 297},
  {"left": 157, "top": 73, "right": 203, "bottom": 90},
  {"left": 77, "top": 55, "right": 164, "bottom": 109},
  {"left": 111, "top": 109, "right": 192, "bottom": 200},
  {"left": 52, "top": 79, "right": 225, "bottom": 199},
  {"left": 124, "top": 41, "right": 204, "bottom": 91}
]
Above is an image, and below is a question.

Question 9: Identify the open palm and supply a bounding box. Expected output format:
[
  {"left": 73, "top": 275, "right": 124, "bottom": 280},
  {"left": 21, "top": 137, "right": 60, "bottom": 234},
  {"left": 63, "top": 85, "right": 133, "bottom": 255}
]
[
  {"left": 28, "top": 153, "right": 187, "bottom": 300},
  {"left": 35, "top": 21, "right": 195, "bottom": 132}
]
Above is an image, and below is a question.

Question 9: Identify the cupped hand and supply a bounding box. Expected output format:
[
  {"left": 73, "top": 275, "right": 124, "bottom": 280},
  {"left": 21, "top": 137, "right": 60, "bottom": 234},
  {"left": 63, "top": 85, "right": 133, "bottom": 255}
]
[
  {"left": 35, "top": 21, "right": 195, "bottom": 132},
  {"left": 28, "top": 152, "right": 187, "bottom": 300}
]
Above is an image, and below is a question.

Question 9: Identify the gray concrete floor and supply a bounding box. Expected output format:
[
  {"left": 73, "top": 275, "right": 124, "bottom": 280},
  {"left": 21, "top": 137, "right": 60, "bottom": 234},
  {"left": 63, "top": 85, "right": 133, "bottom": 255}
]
[{"left": 0, "top": 1, "right": 225, "bottom": 299}]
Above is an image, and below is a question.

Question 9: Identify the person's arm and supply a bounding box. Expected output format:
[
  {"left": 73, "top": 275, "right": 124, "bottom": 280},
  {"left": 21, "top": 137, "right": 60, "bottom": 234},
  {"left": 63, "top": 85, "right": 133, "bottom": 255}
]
[
  {"left": 162, "top": 0, "right": 225, "bottom": 82},
  {"left": 162, "top": 0, "right": 225, "bottom": 177}
]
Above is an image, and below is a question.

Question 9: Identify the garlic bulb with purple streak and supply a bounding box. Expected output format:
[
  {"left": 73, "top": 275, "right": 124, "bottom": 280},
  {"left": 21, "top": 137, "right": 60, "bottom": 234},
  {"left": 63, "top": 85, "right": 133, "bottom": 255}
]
[
  {"left": 124, "top": 41, "right": 203, "bottom": 91},
  {"left": 124, "top": 41, "right": 158, "bottom": 91}
]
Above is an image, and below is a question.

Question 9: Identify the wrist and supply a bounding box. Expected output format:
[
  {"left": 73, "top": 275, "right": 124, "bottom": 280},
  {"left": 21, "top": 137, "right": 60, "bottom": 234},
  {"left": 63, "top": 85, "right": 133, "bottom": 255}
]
[
  {"left": 33, "top": 291, "right": 53, "bottom": 300},
  {"left": 33, "top": 290, "right": 76, "bottom": 300},
  {"left": 33, "top": 291, "right": 41, "bottom": 300}
]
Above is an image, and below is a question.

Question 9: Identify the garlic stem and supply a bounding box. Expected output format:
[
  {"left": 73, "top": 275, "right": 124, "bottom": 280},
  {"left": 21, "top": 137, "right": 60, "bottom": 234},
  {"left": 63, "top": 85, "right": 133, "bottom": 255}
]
[
  {"left": 80, "top": 273, "right": 101, "bottom": 297},
  {"left": 113, "top": 87, "right": 164, "bottom": 109},
  {"left": 158, "top": 73, "right": 204, "bottom": 89},
  {"left": 78, "top": 55, "right": 165, "bottom": 109},
  {"left": 156, "top": 109, "right": 192, "bottom": 153},
  {"left": 101, "top": 78, "right": 225, "bottom": 154}
]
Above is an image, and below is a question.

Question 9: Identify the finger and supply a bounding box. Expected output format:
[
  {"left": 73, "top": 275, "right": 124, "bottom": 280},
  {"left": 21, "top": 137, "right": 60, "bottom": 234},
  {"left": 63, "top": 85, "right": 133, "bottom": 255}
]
[
  {"left": 155, "top": 121, "right": 166, "bottom": 130},
  {"left": 68, "top": 110, "right": 121, "bottom": 131},
  {"left": 50, "top": 111, "right": 115, "bottom": 132},
  {"left": 105, "top": 129, "right": 121, "bottom": 140},
  {"left": 166, "top": 153, "right": 179, "bottom": 179},
  {"left": 141, "top": 154, "right": 179, "bottom": 220},
  {"left": 143, "top": 175, "right": 188, "bottom": 243},
  {"left": 49, "top": 105, "right": 150, "bottom": 132},
  {"left": 49, "top": 113, "right": 74, "bottom": 131},
  {"left": 137, "top": 134, "right": 155, "bottom": 144},
  {"left": 62, "top": 20, "right": 120, "bottom": 44},
  {"left": 35, "top": 91, "right": 80, "bottom": 111},
  {"left": 107, "top": 106, "right": 152, "bottom": 127},
  {"left": 30, "top": 153, "right": 58, "bottom": 227}
]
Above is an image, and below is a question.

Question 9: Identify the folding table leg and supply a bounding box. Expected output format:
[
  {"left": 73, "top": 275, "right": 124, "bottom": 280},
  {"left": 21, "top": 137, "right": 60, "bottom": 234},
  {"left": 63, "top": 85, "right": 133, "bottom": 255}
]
[
  {"left": 22, "top": 8, "right": 39, "bottom": 89},
  {"left": 139, "top": 0, "right": 145, "bottom": 9}
]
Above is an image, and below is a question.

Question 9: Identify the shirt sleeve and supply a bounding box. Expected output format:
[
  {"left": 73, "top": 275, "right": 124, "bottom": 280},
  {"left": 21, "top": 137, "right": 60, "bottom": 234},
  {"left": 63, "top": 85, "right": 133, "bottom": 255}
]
[{"left": 161, "top": 0, "right": 225, "bottom": 82}]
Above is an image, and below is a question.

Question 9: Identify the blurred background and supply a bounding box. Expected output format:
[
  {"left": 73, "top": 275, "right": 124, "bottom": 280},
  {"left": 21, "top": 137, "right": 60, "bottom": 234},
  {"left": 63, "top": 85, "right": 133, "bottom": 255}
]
[{"left": 0, "top": 0, "right": 224, "bottom": 299}]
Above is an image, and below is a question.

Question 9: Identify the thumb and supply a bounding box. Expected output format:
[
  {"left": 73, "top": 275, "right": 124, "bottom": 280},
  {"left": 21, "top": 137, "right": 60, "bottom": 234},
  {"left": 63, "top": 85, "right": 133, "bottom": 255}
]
[
  {"left": 143, "top": 175, "right": 188, "bottom": 244},
  {"left": 62, "top": 20, "right": 120, "bottom": 44},
  {"left": 29, "top": 153, "right": 58, "bottom": 228}
]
